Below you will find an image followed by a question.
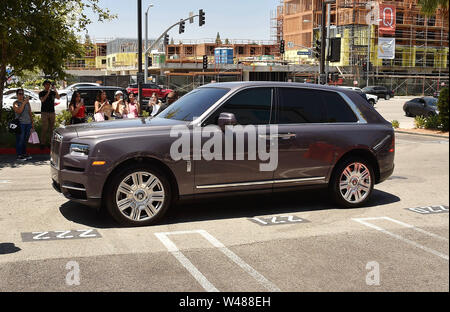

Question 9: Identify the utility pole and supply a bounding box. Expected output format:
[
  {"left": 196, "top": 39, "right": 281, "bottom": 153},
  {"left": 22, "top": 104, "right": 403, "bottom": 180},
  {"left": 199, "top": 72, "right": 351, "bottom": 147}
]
[
  {"left": 325, "top": 2, "right": 331, "bottom": 83},
  {"left": 367, "top": 24, "right": 371, "bottom": 87},
  {"left": 320, "top": 0, "right": 335, "bottom": 84},
  {"left": 137, "top": 0, "right": 143, "bottom": 106},
  {"left": 144, "top": 4, "right": 154, "bottom": 83}
]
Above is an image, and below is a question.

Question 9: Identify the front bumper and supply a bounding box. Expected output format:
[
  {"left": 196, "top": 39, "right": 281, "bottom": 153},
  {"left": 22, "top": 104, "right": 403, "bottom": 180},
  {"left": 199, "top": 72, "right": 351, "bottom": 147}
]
[{"left": 51, "top": 165, "right": 102, "bottom": 209}]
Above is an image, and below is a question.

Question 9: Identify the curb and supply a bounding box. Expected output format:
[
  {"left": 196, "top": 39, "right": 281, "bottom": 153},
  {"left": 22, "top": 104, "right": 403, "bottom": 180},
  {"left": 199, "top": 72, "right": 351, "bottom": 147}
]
[
  {"left": 395, "top": 130, "right": 449, "bottom": 139},
  {"left": 0, "top": 148, "right": 51, "bottom": 155}
]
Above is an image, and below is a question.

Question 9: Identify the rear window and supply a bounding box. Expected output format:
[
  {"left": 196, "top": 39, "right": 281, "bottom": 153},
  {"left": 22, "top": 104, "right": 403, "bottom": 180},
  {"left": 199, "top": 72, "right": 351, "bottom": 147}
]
[{"left": 321, "top": 91, "right": 358, "bottom": 123}]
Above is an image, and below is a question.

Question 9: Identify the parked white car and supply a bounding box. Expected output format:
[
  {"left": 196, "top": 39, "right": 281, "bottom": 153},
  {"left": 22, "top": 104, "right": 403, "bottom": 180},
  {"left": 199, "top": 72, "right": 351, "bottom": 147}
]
[
  {"left": 338, "top": 86, "right": 378, "bottom": 106},
  {"left": 2, "top": 88, "right": 68, "bottom": 115}
]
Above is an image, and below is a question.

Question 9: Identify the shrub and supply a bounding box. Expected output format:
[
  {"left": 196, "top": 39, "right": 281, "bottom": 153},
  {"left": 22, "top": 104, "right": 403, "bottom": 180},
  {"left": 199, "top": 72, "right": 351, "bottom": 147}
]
[
  {"left": 437, "top": 87, "right": 449, "bottom": 132},
  {"left": 391, "top": 120, "right": 400, "bottom": 129},
  {"left": 414, "top": 115, "right": 427, "bottom": 129},
  {"left": 141, "top": 110, "right": 150, "bottom": 118},
  {"left": 55, "top": 110, "right": 73, "bottom": 128},
  {"left": 424, "top": 114, "right": 441, "bottom": 130}
]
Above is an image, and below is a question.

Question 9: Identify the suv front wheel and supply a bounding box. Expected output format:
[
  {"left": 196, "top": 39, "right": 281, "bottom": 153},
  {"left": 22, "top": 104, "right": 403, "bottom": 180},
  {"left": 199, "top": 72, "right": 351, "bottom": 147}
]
[
  {"left": 329, "top": 157, "right": 375, "bottom": 208},
  {"left": 105, "top": 164, "right": 172, "bottom": 226}
]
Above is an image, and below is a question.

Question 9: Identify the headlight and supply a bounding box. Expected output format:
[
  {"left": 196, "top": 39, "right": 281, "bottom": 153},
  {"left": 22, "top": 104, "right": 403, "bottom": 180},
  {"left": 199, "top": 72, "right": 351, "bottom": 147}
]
[{"left": 70, "top": 144, "right": 90, "bottom": 156}]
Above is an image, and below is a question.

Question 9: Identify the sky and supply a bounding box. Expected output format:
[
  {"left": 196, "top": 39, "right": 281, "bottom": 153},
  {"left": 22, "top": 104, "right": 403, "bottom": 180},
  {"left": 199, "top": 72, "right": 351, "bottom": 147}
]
[{"left": 83, "top": 0, "right": 281, "bottom": 42}]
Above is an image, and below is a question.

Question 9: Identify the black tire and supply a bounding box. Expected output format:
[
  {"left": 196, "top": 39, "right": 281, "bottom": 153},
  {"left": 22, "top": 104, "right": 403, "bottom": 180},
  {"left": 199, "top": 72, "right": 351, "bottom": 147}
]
[
  {"left": 405, "top": 109, "right": 412, "bottom": 117},
  {"left": 329, "top": 156, "right": 375, "bottom": 208},
  {"left": 369, "top": 99, "right": 375, "bottom": 106},
  {"left": 385, "top": 94, "right": 391, "bottom": 100},
  {"left": 105, "top": 164, "right": 172, "bottom": 227}
]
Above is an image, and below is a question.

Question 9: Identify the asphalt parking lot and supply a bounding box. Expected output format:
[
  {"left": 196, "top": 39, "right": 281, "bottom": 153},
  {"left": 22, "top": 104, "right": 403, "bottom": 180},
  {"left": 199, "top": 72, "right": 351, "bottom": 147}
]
[
  {"left": 0, "top": 132, "right": 448, "bottom": 292},
  {"left": 374, "top": 96, "right": 416, "bottom": 129}
]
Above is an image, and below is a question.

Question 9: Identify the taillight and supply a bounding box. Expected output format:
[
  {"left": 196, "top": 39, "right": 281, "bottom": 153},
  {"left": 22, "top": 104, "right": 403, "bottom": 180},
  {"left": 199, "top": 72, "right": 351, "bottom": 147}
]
[{"left": 389, "top": 135, "right": 395, "bottom": 153}]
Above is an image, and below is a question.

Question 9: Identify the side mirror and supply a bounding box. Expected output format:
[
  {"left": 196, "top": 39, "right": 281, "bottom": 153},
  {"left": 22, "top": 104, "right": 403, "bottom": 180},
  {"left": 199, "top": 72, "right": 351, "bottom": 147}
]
[{"left": 218, "top": 112, "right": 237, "bottom": 131}]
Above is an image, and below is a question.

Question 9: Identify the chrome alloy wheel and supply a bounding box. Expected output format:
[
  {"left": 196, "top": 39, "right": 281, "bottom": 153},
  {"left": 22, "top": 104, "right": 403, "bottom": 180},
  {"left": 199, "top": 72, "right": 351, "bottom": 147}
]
[
  {"left": 339, "top": 162, "right": 372, "bottom": 204},
  {"left": 115, "top": 172, "right": 165, "bottom": 222}
]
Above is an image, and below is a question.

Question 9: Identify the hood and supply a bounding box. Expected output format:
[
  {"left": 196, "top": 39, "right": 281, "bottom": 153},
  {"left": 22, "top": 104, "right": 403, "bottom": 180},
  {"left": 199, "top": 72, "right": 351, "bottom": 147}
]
[{"left": 65, "top": 117, "right": 189, "bottom": 138}]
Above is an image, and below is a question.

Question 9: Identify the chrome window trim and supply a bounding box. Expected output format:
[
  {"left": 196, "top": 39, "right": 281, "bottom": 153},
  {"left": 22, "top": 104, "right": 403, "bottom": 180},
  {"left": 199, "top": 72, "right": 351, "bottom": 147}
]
[
  {"left": 196, "top": 177, "right": 326, "bottom": 189},
  {"left": 193, "top": 85, "right": 367, "bottom": 127}
]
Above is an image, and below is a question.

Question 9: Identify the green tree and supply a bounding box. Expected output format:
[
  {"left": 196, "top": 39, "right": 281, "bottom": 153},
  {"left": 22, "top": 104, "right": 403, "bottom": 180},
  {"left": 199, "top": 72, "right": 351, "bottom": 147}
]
[
  {"left": 418, "top": 0, "right": 449, "bottom": 17},
  {"left": 437, "top": 87, "right": 449, "bottom": 131},
  {"left": 0, "top": 0, "right": 116, "bottom": 119}
]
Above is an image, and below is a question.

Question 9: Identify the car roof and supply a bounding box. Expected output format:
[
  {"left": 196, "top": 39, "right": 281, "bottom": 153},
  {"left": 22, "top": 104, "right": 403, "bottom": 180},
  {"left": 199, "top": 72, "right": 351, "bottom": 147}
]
[
  {"left": 198, "top": 81, "right": 355, "bottom": 95},
  {"left": 73, "top": 86, "right": 126, "bottom": 90}
]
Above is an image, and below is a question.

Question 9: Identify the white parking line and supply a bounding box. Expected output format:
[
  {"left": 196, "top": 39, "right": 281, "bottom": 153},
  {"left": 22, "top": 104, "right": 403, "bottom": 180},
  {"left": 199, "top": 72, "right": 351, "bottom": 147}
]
[
  {"left": 0, "top": 180, "right": 11, "bottom": 184},
  {"left": 352, "top": 217, "right": 449, "bottom": 261},
  {"left": 155, "top": 230, "right": 281, "bottom": 292}
]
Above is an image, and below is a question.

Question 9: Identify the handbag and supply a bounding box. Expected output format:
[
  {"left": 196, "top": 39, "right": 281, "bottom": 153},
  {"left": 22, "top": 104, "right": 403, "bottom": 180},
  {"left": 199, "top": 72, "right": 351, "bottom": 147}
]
[
  {"left": 28, "top": 129, "right": 40, "bottom": 144},
  {"left": 94, "top": 112, "right": 105, "bottom": 122},
  {"left": 7, "top": 106, "right": 25, "bottom": 134}
]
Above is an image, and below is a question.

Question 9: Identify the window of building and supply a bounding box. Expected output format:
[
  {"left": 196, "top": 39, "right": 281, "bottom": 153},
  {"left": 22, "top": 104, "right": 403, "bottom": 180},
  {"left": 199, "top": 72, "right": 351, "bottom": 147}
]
[{"left": 396, "top": 12, "right": 404, "bottom": 24}]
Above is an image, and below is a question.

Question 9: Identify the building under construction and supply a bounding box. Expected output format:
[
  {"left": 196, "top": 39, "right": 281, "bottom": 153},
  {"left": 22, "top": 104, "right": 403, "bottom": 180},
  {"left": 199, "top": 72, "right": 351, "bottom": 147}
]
[{"left": 273, "top": 0, "right": 449, "bottom": 94}]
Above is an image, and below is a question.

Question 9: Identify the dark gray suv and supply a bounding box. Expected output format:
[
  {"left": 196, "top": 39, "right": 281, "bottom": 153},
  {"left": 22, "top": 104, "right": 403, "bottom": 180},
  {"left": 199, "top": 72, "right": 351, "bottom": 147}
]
[{"left": 51, "top": 82, "right": 395, "bottom": 226}]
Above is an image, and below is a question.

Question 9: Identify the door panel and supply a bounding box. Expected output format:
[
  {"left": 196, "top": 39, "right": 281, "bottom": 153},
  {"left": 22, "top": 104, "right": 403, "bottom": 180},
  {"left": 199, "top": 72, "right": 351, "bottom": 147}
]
[{"left": 194, "top": 87, "right": 275, "bottom": 194}]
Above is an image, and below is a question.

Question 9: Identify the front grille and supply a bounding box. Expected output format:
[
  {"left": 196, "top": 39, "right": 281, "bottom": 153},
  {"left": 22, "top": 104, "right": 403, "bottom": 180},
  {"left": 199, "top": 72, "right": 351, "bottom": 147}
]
[{"left": 51, "top": 132, "right": 62, "bottom": 169}]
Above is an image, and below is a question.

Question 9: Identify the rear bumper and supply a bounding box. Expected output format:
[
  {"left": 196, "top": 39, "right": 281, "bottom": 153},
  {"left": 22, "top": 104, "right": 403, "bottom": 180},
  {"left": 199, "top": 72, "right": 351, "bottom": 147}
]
[{"left": 378, "top": 164, "right": 395, "bottom": 184}]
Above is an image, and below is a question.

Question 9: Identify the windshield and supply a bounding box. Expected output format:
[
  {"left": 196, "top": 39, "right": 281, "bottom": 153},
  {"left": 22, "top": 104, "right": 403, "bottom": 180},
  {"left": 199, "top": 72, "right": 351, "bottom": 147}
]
[
  {"left": 158, "top": 87, "right": 230, "bottom": 121},
  {"left": 424, "top": 97, "right": 438, "bottom": 106}
]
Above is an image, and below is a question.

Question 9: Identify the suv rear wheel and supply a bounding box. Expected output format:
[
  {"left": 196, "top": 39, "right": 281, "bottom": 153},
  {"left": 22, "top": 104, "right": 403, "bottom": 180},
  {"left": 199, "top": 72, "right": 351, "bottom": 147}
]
[
  {"left": 329, "top": 157, "right": 375, "bottom": 208},
  {"left": 385, "top": 94, "right": 391, "bottom": 100},
  {"left": 105, "top": 164, "right": 172, "bottom": 226}
]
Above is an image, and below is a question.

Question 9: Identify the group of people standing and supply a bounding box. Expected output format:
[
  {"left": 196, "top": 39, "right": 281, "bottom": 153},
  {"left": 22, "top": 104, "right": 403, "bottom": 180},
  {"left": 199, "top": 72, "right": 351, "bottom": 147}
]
[
  {"left": 13, "top": 80, "right": 59, "bottom": 161},
  {"left": 12, "top": 80, "right": 178, "bottom": 161},
  {"left": 91, "top": 90, "right": 141, "bottom": 122}
]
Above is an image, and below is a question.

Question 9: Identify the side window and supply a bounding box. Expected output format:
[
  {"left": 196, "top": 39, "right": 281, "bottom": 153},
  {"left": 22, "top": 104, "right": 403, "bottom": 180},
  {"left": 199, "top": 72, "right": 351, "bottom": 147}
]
[
  {"left": 321, "top": 91, "right": 358, "bottom": 123},
  {"left": 207, "top": 88, "right": 273, "bottom": 125},
  {"left": 278, "top": 88, "right": 324, "bottom": 124}
]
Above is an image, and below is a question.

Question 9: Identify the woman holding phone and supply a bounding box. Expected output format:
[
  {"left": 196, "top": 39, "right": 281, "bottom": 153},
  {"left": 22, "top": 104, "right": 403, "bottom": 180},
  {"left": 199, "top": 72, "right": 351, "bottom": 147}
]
[
  {"left": 69, "top": 91, "right": 86, "bottom": 124},
  {"left": 94, "top": 90, "right": 112, "bottom": 122},
  {"left": 13, "top": 89, "right": 34, "bottom": 161},
  {"left": 112, "top": 90, "right": 129, "bottom": 119},
  {"left": 127, "top": 93, "right": 140, "bottom": 118}
]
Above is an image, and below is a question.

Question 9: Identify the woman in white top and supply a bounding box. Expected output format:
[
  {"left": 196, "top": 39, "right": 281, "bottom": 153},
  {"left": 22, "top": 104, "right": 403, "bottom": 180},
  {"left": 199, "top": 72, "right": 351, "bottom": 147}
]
[
  {"left": 112, "top": 90, "right": 129, "bottom": 119},
  {"left": 149, "top": 92, "right": 162, "bottom": 117}
]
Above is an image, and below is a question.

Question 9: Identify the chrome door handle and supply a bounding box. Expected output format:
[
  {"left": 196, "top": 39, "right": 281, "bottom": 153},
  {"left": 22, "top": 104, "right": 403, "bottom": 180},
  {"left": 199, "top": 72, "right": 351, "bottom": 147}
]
[{"left": 258, "top": 133, "right": 296, "bottom": 140}]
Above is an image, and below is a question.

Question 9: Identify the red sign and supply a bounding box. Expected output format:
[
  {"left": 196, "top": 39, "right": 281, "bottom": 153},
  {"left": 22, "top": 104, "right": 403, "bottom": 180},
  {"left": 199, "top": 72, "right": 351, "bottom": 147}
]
[{"left": 379, "top": 4, "right": 396, "bottom": 35}]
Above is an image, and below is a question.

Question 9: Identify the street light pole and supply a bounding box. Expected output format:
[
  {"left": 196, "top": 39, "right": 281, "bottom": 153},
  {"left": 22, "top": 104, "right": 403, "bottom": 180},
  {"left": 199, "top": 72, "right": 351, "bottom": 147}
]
[
  {"left": 137, "top": 0, "right": 143, "bottom": 106},
  {"left": 144, "top": 4, "right": 154, "bottom": 83}
]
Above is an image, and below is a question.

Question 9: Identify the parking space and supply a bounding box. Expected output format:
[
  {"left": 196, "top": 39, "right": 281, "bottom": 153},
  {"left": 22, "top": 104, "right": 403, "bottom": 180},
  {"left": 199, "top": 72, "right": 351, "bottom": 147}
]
[
  {"left": 0, "top": 132, "right": 448, "bottom": 291},
  {"left": 375, "top": 97, "right": 416, "bottom": 129}
]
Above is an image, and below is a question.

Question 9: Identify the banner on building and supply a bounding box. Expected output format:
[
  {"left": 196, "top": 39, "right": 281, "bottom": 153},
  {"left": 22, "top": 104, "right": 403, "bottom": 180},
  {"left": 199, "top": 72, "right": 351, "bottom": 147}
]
[
  {"left": 378, "top": 38, "right": 396, "bottom": 60},
  {"left": 379, "top": 4, "right": 396, "bottom": 35}
]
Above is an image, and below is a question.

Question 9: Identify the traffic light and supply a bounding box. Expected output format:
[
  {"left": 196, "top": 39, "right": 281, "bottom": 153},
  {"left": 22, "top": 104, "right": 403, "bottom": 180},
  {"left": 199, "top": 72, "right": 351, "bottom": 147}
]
[
  {"left": 362, "top": 61, "right": 368, "bottom": 72},
  {"left": 203, "top": 55, "right": 208, "bottom": 70},
  {"left": 164, "top": 34, "right": 170, "bottom": 46},
  {"left": 148, "top": 56, "right": 153, "bottom": 67},
  {"left": 280, "top": 40, "right": 285, "bottom": 54},
  {"left": 179, "top": 20, "right": 185, "bottom": 34},
  {"left": 314, "top": 40, "right": 321, "bottom": 59},
  {"left": 199, "top": 9, "right": 206, "bottom": 27}
]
